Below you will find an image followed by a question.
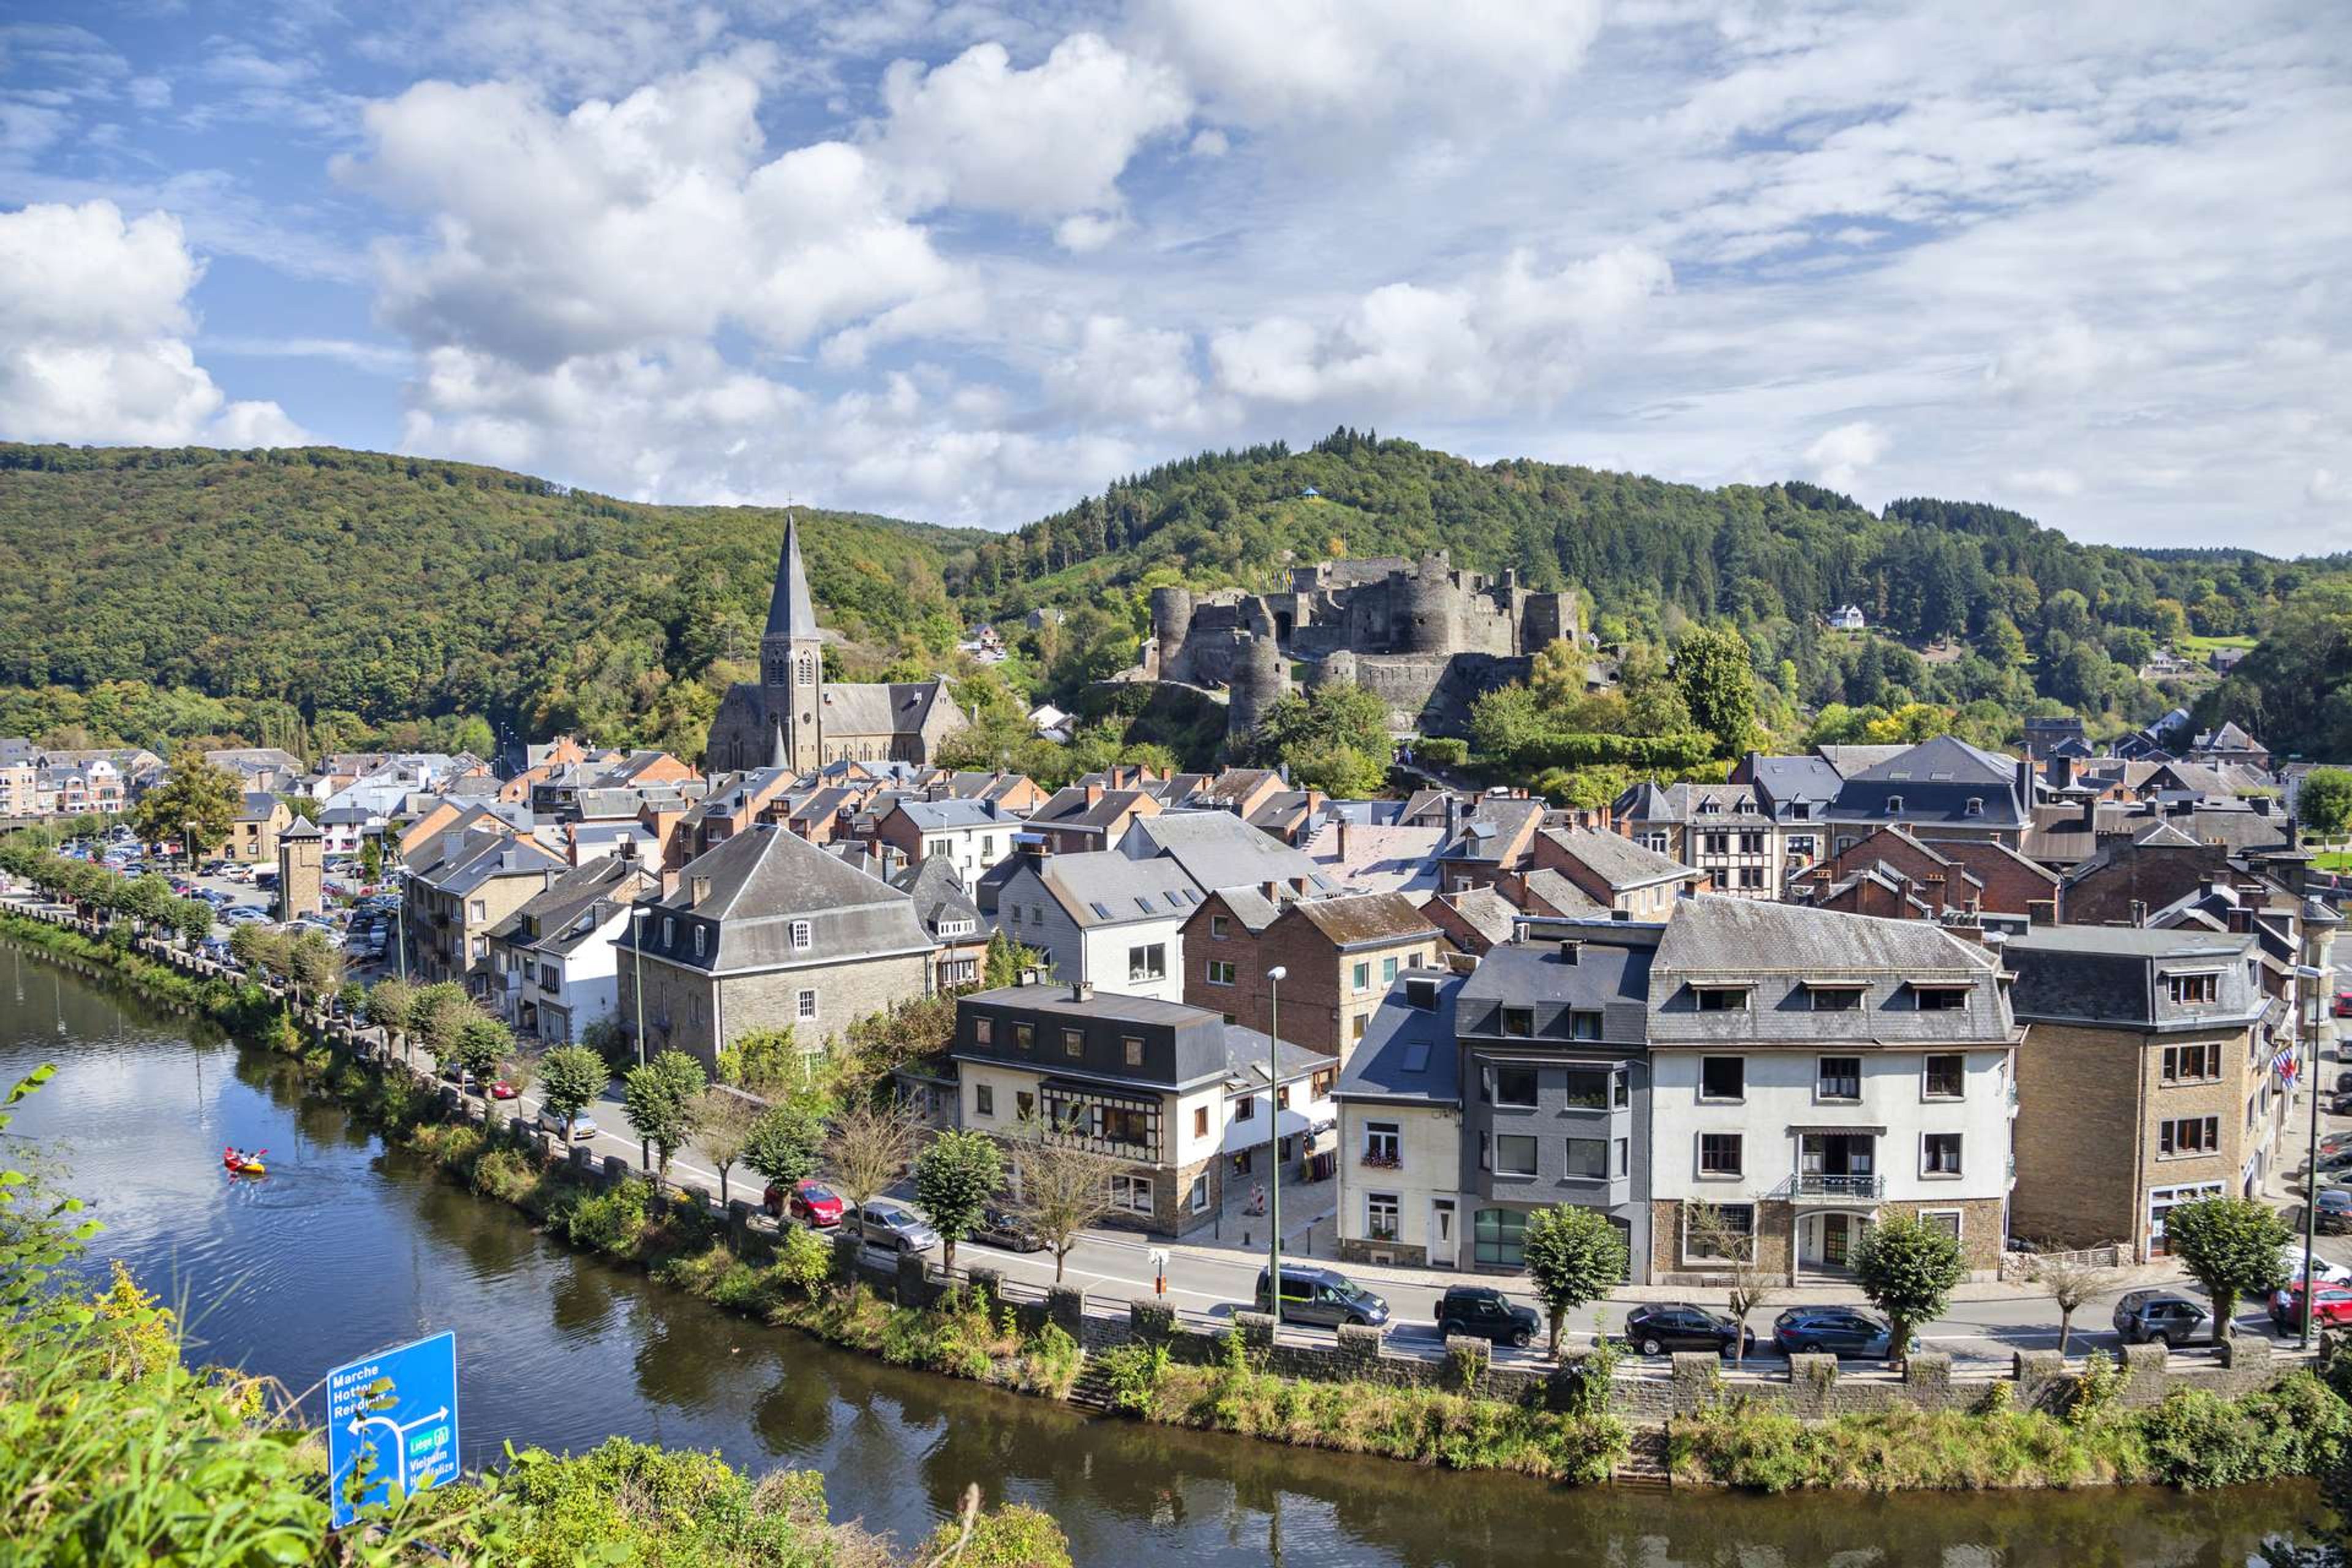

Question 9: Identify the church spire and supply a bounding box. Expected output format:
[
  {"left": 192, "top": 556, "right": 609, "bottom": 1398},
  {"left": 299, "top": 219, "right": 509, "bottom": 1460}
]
[{"left": 764, "top": 509, "right": 818, "bottom": 641}]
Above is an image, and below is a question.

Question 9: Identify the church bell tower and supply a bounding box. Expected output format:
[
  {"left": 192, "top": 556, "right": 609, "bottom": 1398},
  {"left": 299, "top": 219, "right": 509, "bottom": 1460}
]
[{"left": 760, "top": 511, "right": 824, "bottom": 773}]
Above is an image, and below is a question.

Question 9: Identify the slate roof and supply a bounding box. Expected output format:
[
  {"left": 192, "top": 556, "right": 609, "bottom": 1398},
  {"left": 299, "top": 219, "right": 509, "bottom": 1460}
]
[
  {"left": 1121, "top": 811, "right": 1338, "bottom": 895},
  {"left": 409, "top": 827, "right": 565, "bottom": 896},
  {"left": 1335, "top": 971, "right": 1463, "bottom": 1106},
  {"left": 1289, "top": 891, "right": 1439, "bottom": 949},
  {"left": 1433, "top": 886, "right": 1520, "bottom": 948},
  {"left": 623, "top": 822, "right": 932, "bottom": 974},
  {"left": 1816, "top": 744, "right": 1914, "bottom": 777},
  {"left": 1746, "top": 754, "right": 1845, "bottom": 813},
  {"left": 821, "top": 679, "right": 954, "bottom": 738},
  {"left": 955, "top": 984, "right": 1326, "bottom": 1092},
  {"left": 2006, "top": 925, "right": 2261, "bottom": 1029},
  {"left": 1440, "top": 796, "right": 1547, "bottom": 862},
  {"left": 489, "top": 856, "right": 653, "bottom": 952},
  {"left": 1031, "top": 851, "right": 1202, "bottom": 929},
  {"left": 766, "top": 512, "right": 818, "bottom": 639},
  {"left": 891, "top": 856, "right": 982, "bottom": 939},
  {"left": 1540, "top": 826, "right": 1697, "bottom": 892},
  {"left": 1520, "top": 867, "right": 1605, "bottom": 916},
  {"left": 1827, "top": 736, "right": 2027, "bottom": 830},
  {"left": 1302, "top": 819, "right": 1444, "bottom": 895},
  {"left": 236, "top": 791, "right": 281, "bottom": 822},
  {"left": 1616, "top": 781, "right": 1769, "bottom": 828},
  {"left": 891, "top": 797, "right": 1009, "bottom": 832}
]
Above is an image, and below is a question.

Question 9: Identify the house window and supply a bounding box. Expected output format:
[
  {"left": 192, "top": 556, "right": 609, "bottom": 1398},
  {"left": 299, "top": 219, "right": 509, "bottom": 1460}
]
[
  {"left": 2158, "top": 1115, "right": 2221, "bottom": 1157},
  {"left": 2162, "top": 1042, "right": 2219, "bottom": 1082},
  {"left": 1914, "top": 985, "right": 1968, "bottom": 1011},
  {"left": 1682, "top": 1202, "right": 1755, "bottom": 1264},
  {"left": 1700, "top": 1057, "right": 1744, "bottom": 1101},
  {"left": 1964, "top": 797, "right": 1984, "bottom": 817},
  {"left": 976, "top": 1085, "right": 995, "bottom": 1117},
  {"left": 1189, "top": 1174, "right": 1211, "bottom": 1214},
  {"left": 1703, "top": 832, "right": 1728, "bottom": 856},
  {"left": 1615, "top": 1136, "right": 1629, "bottom": 1177},
  {"left": 1063, "top": 1028, "right": 1084, "bottom": 1058},
  {"left": 469, "top": 937, "right": 486, "bottom": 960},
  {"left": 1571, "top": 1011, "right": 1603, "bottom": 1041},
  {"left": 1921, "top": 1208, "right": 1963, "bottom": 1241},
  {"left": 2167, "top": 973, "right": 2219, "bottom": 1006},
  {"left": 1125, "top": 1036, "right": 1144, "bottom": 1067},
  {"left": 1494, "top": 1134, "right": 1539, "bottom": 1177},
  {"left": 1922, "top": 1132, "right": 1962, "bottom": 1175},
  {"left": 974, "top": 1017, "right": 994, "bottom": 1046},
  {"left": 1210, "top": 914, "right": 1229, "bottom": 938},
  {"left": 1367, "top": 1193, "right": 1400, "bottom": 1242},
  {"left": 796, "top": 988, "right": 818, "bottom": 1022},
  {"left": 790, "top": 919, "right": 812, "bottom": 951},
  {"left": 1016, "top": 1090, "right": 1035, "bottom": 1121},
  {"left": 1494, "top": 1066, "right": 1539, "bottom": 1107},
  {"left": 1923, "top": 1054, "right": 1965, "bottom": 1098},
  {"left": 662, "top": 917, "right": 676, "bottom": 948},
  {"left": 1193, "top": 1104, "right": 1209, "bottom": 1139},
  {"left": 1698, "top": 1133, "right": 1743, "bottom": 1177},
  {"left": 1694, "top": 986, "right": 1748, "bottom": 1012},
  {"left": 692, "top": 927, "right": 705, "bottom": 959},
  {"left": 1500, "top": 1006, "right": 1535, "bottom": 1038},
  {"left": 1564, "top": 1137, "right": 1608, "bottom": 1179},
  {"left": 1353, "top": 961, "right": 1372, "bottom": 992},
  {"left": 1562, "top": 1068, "right": 1609, "bottom": 1110},
  {"left": 1474, "top": 1208, "right": 1528, "bottom": 1267},
  {"left": 467, "top": 899, "right": 486, "bottom": 923},
  {"left": 1014, "top": 1022, "right": 1034, "bottom": 1051},
  {"left": 1235, "top": 1096, "right": 1256, "bottom": 1121},
  {"left": 1128, "top": 943, "right": 1166, "bottom": 982},
  {"left": 1817, "top": 1057, "right": 1862, "bottom": 1101},
  {"left": 1613, "top": 1068, "right": 1630, "bottom": 1108},
  {"left": 1351, "top": 1014, "right": 1368, "bottom": 1041},
  {"left": 1363, "top": 1121, "right": 1401, "bottom": 1166},
  {"left": 1884, "top": 795, "right": 1904, "bottom": 815},
  {"left": 1110, "top": 1174, "right": 1153, "bottom": 1215},
  {"left": 1808, "top": 983, "right": 1864, "bottom": 1012},
  {"left": 1382, "top": 956, "right": 1399, "bottom": 984},
  {"left": 1207, "top": 959, "right": 1236, "bottom": 986}
]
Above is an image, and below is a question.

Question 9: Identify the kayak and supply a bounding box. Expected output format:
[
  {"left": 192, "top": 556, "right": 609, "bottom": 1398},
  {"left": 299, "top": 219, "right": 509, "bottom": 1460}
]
[{"left": 223, "top": 1146, "right": 269, "bottom": 1175}]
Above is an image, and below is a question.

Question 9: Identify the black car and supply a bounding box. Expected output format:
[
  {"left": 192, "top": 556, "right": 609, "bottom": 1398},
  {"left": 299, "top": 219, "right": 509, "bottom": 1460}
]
[
  {"left": 1436, "top": 1285, "right": 1538, "bottom": 1347},
  {"left": 970, "top": 1206, "right": 1047, "bottom": 1253},
  {"left": 1254, "top": 1264, "right": 1390, "bottom": 1329},
  {"left": 1771, "top": 1306, "right": 1904, "bottom": 1359},
  {"left": 2112, "top": 1289, "right": 2209, "bottom": 1347},
  {"left": 1625, "top": 1302, "right": 1757, "bottom": 1359},
  {"left": 2321, "top": 1189, "right": 2352, "bottom": 1236}
]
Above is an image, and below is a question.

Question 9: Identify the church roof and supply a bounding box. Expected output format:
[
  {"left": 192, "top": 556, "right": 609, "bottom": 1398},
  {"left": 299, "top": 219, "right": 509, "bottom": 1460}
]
[{"left": 765, "top": 511, "right": 818, "bottom": 640}]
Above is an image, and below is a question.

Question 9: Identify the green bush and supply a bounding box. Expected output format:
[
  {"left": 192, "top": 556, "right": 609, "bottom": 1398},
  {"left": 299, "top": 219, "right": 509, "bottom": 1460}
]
[
  {"left": 1094, "top": 1342, "right": 1172, "bottom": 1415},
  {"left": 1016, "top": 1322, "right": 1082, "bottom": 1397},
  {"left": 566, "top": 1179, "right": 652, "bottom": 1256},
  {"left": 2140, "top": 1372, "right": 2350, "bottom": 1490},
  {"left": 469, "top": 1147, "right": 538, "bottom": 1204},
  {"left": 771, "top": 1224, "right": 835, "bottom": 1294}
]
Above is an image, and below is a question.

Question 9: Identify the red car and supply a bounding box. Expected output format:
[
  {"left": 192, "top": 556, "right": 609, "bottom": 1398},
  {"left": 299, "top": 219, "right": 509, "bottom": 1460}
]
[
  {"left": 2335, "top": 990, "right": 2352, "bottom": 1019},
  {"left": 2271, "top": 1285, "right": 2352, "bottom": 1330},
  {"left": 764, "top": 1178, "right": 844, "bottom": 1227},
  {"left": 489, "top": 1080, "right": 519, "bottom": 1101}
]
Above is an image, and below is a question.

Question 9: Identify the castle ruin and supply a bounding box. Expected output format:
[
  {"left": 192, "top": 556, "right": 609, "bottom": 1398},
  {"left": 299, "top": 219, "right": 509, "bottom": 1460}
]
[{"left": 1142, "top": 552, "right": 1576, "bottom": 741}]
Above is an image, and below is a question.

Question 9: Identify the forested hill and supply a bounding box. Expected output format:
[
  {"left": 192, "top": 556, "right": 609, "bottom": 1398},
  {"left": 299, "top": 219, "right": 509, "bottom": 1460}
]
[
  {"left": 0, "top": 444, "right": 985, "bottom": 758},
  {"left": 970, "top": 430, "right": 2320, "bottom": 649}
]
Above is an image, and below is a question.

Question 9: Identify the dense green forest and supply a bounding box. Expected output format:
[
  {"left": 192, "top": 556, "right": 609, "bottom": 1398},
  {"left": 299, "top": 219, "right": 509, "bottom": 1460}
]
[{"left": 2, "top": 433, "right": 2344, "bottom": 764}]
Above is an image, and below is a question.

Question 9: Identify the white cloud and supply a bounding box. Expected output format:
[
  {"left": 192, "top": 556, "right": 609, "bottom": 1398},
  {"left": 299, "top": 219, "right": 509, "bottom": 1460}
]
[
  {"left": 1208, "top": 244, "right": 1672, "bottom": 412},
  {"left": 2006, "top": 467, "right": 2083, "bottom": 498},
  {"left": 0, "top": 200, "right": 303, "bottom": 446},
  {"left": 875, "top": 34, "right": 1189, "bottom": 221},
  {"left": 1041, "top": 314, "right": 1208, "bottom": 429},
  {"left": 1804, "top": 421, "right": 1887, "bottom": 494}
]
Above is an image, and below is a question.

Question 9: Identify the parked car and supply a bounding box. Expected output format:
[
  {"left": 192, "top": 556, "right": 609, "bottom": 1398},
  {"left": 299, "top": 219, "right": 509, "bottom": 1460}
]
[
  {"left": 2278, "top": 1247, "right": 2352, "bottom": 1287},
  {"left": 488, "top": 1080, "right": 518, "bottom": 1101},
  {"left": 2318, "top": 1189, "right": 2352, "bottom": 1236},
  {"left": 2335, "top": 989, "right": 2352, "bottom": 1019},
  {"left": 2112, "top": 1289, "right": 2210, "bottom": 1347},
  {"left": 1436, "top": 1284, "right": 1538, "bottom": 1348},
  {"left": 970, "top": 1205, "right": 1046, "bottom": 1252},
  {"left": 536, "top": 1107, "right": 598, "bottom": 1142},
  {"left": 1254, "top": 1264, "right": 1390, "bottom": 1330},
  {"left": 2270, "top": 1284, "right": 2352, "bottom": 1332},
  {"left": 859, "top": 1205, "right": 940, "bottom": 1255},
  {"left": 763, "top": 1180, "right": 844, "bottom": 1227},
  {"left": 1771, "top": 1306, "right": 1908, "bottom": 1359},
  {"left": 1625, "top": 1302, "right": 1756, "bottom": 1359}
]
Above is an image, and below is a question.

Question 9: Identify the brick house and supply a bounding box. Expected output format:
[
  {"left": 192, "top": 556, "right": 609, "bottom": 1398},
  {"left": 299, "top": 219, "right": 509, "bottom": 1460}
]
[
  {"left": 2007, "top": 926, "right": 2292, "bottom": 1260},
  {"left": 1180, "top": 889, "right": 1442, "bottom": 1058},
  {"left": 401, "top": 827, "right": 568, "bottom": 997},
  {"left": 1789, "top": 825, "right": 2059, "bottom": 924},
  {"left": 616, "top": 821, "right": 937, "bottom": 1072},
  {"left": 951, "top": 981, "right": 1326, "bottom": 1235},
  {"left": 1528, "top": 826, "right": 1703, "bottom": 916}
]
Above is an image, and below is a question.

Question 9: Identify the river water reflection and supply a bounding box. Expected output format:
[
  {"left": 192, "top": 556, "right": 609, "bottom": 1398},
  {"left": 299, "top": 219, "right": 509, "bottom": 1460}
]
[{"left": 0, "top": 939, "right": 2319, "bottom": 1566}]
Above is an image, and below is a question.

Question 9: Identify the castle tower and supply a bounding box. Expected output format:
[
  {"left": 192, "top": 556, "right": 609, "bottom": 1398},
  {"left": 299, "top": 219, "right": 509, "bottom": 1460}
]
[
  {"left": 275, "top": 816, "right": 323, "bottom": 922},
  {"left": 760, "top": 513, "right": 824, "bottom": 774},
  {"left": 1400, "top": 555, "right": 1458, "bottom": 654},
  {"left": 1228, "top": 633, "right": 1287, "bottom": 737},
  {"left": 1150, "top": 586, "right": 1194, "bottom": 684}
]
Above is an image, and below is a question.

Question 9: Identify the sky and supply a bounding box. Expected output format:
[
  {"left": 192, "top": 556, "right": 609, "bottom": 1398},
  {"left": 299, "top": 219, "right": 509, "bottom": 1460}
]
[{"left": 1, "top": 1, "right": 2346, "bottom": 551}]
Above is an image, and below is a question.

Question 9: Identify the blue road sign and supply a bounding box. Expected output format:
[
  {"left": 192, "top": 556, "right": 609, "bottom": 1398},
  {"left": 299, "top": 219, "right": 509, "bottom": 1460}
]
[{"left": 325, "top": 1330, "right": 459, "bottom": 1529}]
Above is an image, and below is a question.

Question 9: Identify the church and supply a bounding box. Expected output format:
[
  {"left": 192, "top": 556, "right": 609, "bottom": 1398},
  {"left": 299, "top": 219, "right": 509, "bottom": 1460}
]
[{"left": 704, "top": 514, "right": 968, "bottom": 774}]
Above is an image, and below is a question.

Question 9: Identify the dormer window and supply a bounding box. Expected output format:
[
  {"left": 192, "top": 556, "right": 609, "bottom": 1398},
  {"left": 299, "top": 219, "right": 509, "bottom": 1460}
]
[
  {"left": 1913, "top": 984, "right": 1970, "bottom": 1011},
  {"left": 1964, "top": 797, "right": 1984, "bottom": 817},
  {"left": 1885, "top": 796, "right": 1904, "bottom": 815},
  {"left": 790, "top": 919, "right": 813, "bottom": 951},
  {"left": 1806, "top": 981, "right": 1866, "bottom": 1012},
  {"left": 1694, "top": 985, "right": 1751, "bottom": 1012}
]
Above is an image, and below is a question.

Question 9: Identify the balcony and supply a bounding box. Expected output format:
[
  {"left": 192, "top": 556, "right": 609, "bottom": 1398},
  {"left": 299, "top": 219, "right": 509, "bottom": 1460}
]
[{"left": 1785, "top": 1172, "right": 1884, "bottom": 1201}]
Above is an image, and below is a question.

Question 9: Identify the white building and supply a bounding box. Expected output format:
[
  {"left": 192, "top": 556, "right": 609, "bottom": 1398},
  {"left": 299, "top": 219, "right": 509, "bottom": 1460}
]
[
  {"left": 485, "top": 854, "right": 658, "bottom": 1044},
  {"left": 1334, "top": 970, "right": 1471, "bottom": 1268},
  {"left": 988, "top": 850, "right": 1200, "bottom": 1003}
]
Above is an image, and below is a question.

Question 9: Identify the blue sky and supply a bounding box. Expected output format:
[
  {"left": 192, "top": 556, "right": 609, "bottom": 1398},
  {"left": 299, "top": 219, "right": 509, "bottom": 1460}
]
[{"left": 1, "top": 1, "right": 2346, "bottom": 549}]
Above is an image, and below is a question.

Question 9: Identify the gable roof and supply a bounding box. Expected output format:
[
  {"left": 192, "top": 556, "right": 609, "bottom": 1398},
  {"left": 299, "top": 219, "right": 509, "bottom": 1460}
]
[
  {"left": 1653, "top": 894, "right": 1994, "bottom": 978},
  {"left": 1028, "top": 851, "right": 1201, "bottom": 929},
  {"left": 1287, "top": 891, "right": 1440, "bottom": 949},
  {"left": 891, "top": 855, "right": 982, "bottom": 938},
  {"left": 1540, "top": 826, "right": 1698, "bottom": 892},
  {"left": 628, "top": 823, "right": 932, "bottom": 973},
  {"left": 1335, "top": 972, "right": 1462, "bottom": 1106},
  {"left": 1434, "top": 886, "right": 1520, "bottom": 948},
  {"left": 1120, "top": 810, "right": 1337, "bottom": 896}
]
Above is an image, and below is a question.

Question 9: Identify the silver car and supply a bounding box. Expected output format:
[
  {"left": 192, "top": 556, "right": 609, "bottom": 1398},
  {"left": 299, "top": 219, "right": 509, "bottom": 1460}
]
[{"left": 859, "top": 1205, "right": 940, "bottom": 1254}]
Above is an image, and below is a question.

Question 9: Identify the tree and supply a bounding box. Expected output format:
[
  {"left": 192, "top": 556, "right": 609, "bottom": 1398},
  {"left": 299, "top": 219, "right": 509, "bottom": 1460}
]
[
  {"left": 2026, "top": 1253, "right": 2117, "bottom": 1357},
  {"left": 1850, "top": 1213, "right": 1964, "bottom": 1366},
  {"left": 173, "top": 898, "right": 213, "bottom": 950},
  {"left": 538, "top": 1044, "right": 608, "bottom": 1136},
  {"left": 695, "top": 1087, "right": 763, "bottom": 1205},
  {"left": 1520, "top": 1204, "right": 1629, "bottom": 1357},
  {"left": 286, "top": 929, "right": 341, "bottom": 1013},
  {"left": 2302, "top": 768, "right": 2352, "bottom": 841},
  {"left": 452, "top": 1014, "right": 511, "bottom": 1092},
  {"left": 913, "top": 1129, "right": 1004, "bottom": 1275},
  {"left": 744, "top": 1098, "right": 829, "bottom": 1193},
  {"left": 366, "top": 977, "right": 417, "bottom": 1061},
  {"left": 982, "top": 929, "right": 1036, "bottom": 989},
  {"left": 1008, "top": 1118, "right": 1119, "bottom": 1283},
  {"left": 2163, "top": 1196, "right": 2289, "bottom": 1343},
  {"left": 622, "top": 1050, "right": 707, "bottom": 1182},
  {"left": 130, "top": 745, "right": 241, "bottom": 864},
  {"left": 411, "top": 982, "right": 475, "bottom": 1072},
  {"left": 1673, "top": 625, "right": 1758, "bottom": 755},
  {"left": 822, "top": 1096, "right": 926, "bottom": 1229},
  {"left": 715, "top": 1027, "right": 799, "bottom": 1097},
  {"left": 1685, "top": 1199, "right": 1776, "bottom": 1368}
]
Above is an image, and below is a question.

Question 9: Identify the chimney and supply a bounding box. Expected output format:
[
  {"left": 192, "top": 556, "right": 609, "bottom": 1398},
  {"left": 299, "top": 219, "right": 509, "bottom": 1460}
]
[
  {"left": 2015, "top": 758, "right": 2035, "bottom": 814},
  {"left": 1335, "top": 818, "right": 1351, "bottom": 862},
  {"left": 2128, "top": 899, "right": 2147, "bottom": 926},
  {"left": 1446, "top": 796, "right": 1464, "bottom": 838},
  {"left": 2052, "top": 753, "right": 2076, "bottom": 791},
  {"left": 2080, "top": 796, "right": 2097, "bottom": 831},
  {"left": 1261, "top": 880, "right": 1281, "bottom": 903},
  {"left": 1558, "top": 938, "right": 1581, "bottom": 965},
  {"left": 690, "top": 875, "right": 712, "bottom": 907},
  {"left": 1071, "top": 979, "right": 1092, "bottom": 1003},
  {"left": 1085, "top": 783, "right": 1104, "bottom": 806}
]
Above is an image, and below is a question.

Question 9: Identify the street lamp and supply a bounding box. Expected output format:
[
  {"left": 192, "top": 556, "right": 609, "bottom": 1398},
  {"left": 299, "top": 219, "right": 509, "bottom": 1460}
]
[
  {"left": 2297, "top": 962, "right": 2329, "bottom": 1349},
  {"left": 1265, "top": 964, "right": 1287, "bottom": 1325}
]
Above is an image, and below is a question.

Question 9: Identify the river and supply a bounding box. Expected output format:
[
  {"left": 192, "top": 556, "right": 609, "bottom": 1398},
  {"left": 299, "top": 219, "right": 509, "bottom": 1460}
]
[{"left": 0, "top": 938, "right": 2323, "bottom": 1566}]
